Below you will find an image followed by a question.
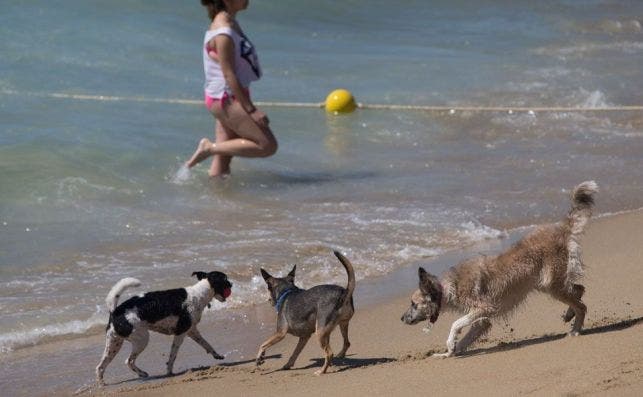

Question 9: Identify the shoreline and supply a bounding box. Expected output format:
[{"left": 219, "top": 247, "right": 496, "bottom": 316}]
[
  {"left": 2, "top": 209, "right": 641, "bottom": 396},
  {"left": 82, "top": 209, "right": 643, "bottom": 396},
  {"left": 1, "top": 210, "right": 523, "bottom": 363}
]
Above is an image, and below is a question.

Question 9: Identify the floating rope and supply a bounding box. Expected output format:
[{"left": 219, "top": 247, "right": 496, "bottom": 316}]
[{"left": 2, "top": 89, "right": 642, "bottom": 113}]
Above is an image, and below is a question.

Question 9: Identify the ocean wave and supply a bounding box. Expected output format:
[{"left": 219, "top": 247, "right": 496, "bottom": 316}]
[
  {"left": 395, "top": 245, "right": 442, "bottom": 261},
  {"left": 533, "top": 41, "right": 643, "bottom": 58},
  {"left": 570, "top": 18, "right": 642, "bottom": 35},
  {"left": 456, "top": 221, "right": 507, "bottom": 241},
  {"left": 56, "top": 176, "right": 118, "bottom": 197},
  {"left": 46, "top": 176, "right": 138, "bottom": 212},
  {"left": 348, "top": 214, "right": 428, "bottom": 228},
  {"left": 208, "top": 275, "right": 269, "bottom": 310},
  {"left": 578, "top": 89, "right": 610, "bottom": 108},
  {"left": 0, "top": 309, "right": 105, "bottom": 353}
]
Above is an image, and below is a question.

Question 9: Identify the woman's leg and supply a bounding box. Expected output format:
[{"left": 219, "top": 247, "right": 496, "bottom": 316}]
[
  {"left": 186, "top": 100, "right": 278, "bottom": 168},
  {"left": 208, "top": 119, "right": 235, "bottom": 177}
]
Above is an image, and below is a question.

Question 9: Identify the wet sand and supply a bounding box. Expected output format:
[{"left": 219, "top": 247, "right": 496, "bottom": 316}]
[{"left": 77, "top": 209, "right": 643, "bottom": 397}]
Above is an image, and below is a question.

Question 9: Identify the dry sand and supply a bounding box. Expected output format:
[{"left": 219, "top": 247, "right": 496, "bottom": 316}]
[{"left": 92, "top": 210, "right": 643, "bottom": 397}]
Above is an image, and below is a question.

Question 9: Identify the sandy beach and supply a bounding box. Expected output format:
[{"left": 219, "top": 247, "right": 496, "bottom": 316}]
[
  {"left": 3, "top": 2, "right": 643, "bottom": 397},
  {"left": 81, "top": 209, "right": 643, "bottom": 397}
]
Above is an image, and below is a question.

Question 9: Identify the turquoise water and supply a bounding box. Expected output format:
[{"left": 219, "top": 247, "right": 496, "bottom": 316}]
[{"left": 1, "top": 1, "right": 642, "bottom": 394}]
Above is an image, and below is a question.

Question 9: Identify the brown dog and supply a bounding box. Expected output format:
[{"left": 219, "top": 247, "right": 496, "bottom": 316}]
[
  {"left": 256, "top": 251, "right": 355, "bottom": 374},
  {"left": 401, "top": 181, "right": 598, "bottom": 357}
]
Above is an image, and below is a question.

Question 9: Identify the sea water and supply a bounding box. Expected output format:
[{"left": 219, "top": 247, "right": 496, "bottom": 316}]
[{"left": 1, "top": 0, "right": 642, "bottom": 395}]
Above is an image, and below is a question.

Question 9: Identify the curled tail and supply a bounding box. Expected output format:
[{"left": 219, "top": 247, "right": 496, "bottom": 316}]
[
  {"left": 333, "top": 250, "right": 356, "bottom": 309},
  {"left": 566, "top": 181, "right": 598, "bottom": 285},
  {"left": 105, "top": 277, "right": 141, "bottom": 312}
]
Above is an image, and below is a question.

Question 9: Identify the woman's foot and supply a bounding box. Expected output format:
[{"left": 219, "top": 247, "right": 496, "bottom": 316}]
[{"left": 186, "top": 138, "right": 215, "bottom": 168}]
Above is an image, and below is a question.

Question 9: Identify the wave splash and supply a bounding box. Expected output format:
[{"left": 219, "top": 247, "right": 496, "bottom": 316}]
[{"left": 0, "top": 308, "right": 106, "bottom": 353}]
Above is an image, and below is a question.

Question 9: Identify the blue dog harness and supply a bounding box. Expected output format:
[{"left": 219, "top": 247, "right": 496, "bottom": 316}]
[{"left": 275, "top": 288, "right": 296, "bottom": 312}]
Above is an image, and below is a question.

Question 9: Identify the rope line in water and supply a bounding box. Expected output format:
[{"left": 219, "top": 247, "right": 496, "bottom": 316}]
[{"left": 2, "top": 89, "right": 643, "bottom": 112}]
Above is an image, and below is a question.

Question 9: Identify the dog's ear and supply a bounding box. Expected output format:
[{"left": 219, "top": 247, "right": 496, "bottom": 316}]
[
  {"left": 418, "top": 267, "right": 440, "bottom": 300},
  {"left": 192, "top": 271, "right": 207, "bottom": 280},
  {"left": 260, "top": 268, "right": 272, "bottom": 282},
  {"left": 418, "top": 267, "right": 431, "bottom": 291},
  {"left": 287, "top": 265, "right": 296, "bottom": 281}
]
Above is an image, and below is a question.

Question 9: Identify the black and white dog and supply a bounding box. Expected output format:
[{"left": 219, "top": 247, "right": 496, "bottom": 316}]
[{"left": 95, "top": 271, "right": 232, "bottom": 385}]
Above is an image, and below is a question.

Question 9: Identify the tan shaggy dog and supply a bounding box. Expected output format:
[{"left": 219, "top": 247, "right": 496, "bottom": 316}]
[{"left": 401, "top": 181, "right": 598, "bottom": 357}]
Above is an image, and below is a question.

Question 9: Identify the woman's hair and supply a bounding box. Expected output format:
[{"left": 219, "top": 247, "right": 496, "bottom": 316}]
[{"left": 201, "top": 0, "right": 226, "bottom": 20}]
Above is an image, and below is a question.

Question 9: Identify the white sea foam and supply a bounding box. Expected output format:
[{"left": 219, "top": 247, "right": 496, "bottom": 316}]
[
  {"left": 5, "top": 279, "right": 44, "bottom": 289},
  {"left": 348, "top": 214, "right": 427, "bottom": 227},
  {"left": 55, "top": 177, "right": 124, "bottom": 204},
  {"left": 580, "top": 90, "right": 609, "bottom": 108},
  {"left": 396, "top": 245, "right": 442, "bottom": 260},
  {"left": 170, "top": 165, "right": 192, "bottom": 185},
  {"left": 534, "top": 41, "right": 643, "bottom": 58},
  {"left": 456, "top": 221, "right": 507, "bottom": 241},
  {"left": 571, "top": 18, "right": 642, "bottom": 34},
  {"left": 207, "top": 275, "right": 268, "bottom": 311},
  {"left": 0, "top": 309, "right": 105, "bottom": 353}
]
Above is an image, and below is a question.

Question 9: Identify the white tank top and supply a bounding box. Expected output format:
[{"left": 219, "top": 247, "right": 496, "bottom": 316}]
[{"left": 203, "top": 27, "right": 262, "bottom": 99}]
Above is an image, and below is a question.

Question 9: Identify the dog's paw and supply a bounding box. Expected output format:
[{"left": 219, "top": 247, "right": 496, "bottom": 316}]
[
  {"left": 568, "top": 331, "right": 581, "bottom": 337},
  {"left": 281, "top": 364, "right": 292, "bottom": 370},
  {"left": 139, "top": 371, "right": 150, "bottom": 378},
  {"left": 212, "top": 353, "right": 224, "bottom": 360},
  {"left": 255, "top": 358, "right": 264, "bottom": 367},
  {"left": 433, "top": 352, "right": 453, "bottom": 359}
]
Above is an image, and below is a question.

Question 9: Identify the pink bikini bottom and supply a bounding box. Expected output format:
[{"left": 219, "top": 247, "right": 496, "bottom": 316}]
[{"left": 204, "top": 88, "right": 250, "bottom": 112}]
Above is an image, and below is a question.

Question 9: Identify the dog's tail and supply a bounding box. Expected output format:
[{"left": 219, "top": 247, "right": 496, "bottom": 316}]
[
  {"left": 334, "top": 250, "right": 356, "bottom": 309},
  {"left": 105, "top": 277, "right": 141, "bottom": 312},
  {"left": 566, "top": 180, "right": 598, "bottom": 285}
]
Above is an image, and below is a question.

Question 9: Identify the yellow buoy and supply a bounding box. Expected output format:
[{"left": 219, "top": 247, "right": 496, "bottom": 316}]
[{"left": 325, "top": 89, "right": 357, "bottom": 114}]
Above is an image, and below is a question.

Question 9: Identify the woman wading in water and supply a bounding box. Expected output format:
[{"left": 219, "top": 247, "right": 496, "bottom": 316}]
[{"left": 187, "top": 0, "right": 277, "bottom": 177}]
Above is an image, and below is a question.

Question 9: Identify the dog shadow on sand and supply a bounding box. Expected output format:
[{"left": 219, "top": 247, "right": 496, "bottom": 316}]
[
  {"left": 305, "top": 355, "right": 396, "bottom": 373},
  {"left": 104, "top": 369, "right": 195, "bottom": 387},
  {"left": 102, "top": 353, "right": 395, "bottom": 388},
  {"left": 461, "top": 316, "right": 643, "bottom": 358},
  {"left": 95, "top": 317, "right": 640, "bottom": 390},
  {"left": 101, "top": 354, "right": 284, "bottom": 388},
  {"left": 173, "top": 353, "right": 392, "bottom": 377},
  {"left": 254, "top": 354, "right": 396, "bottom": 375}
]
